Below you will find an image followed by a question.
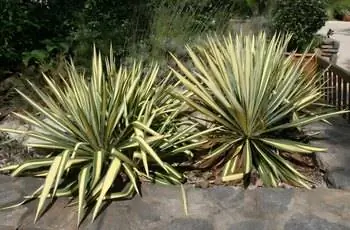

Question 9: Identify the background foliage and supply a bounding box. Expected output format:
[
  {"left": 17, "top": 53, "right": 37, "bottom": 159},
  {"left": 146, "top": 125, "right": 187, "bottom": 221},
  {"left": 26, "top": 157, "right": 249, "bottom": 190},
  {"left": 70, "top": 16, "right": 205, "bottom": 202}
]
[
  {"left": 326, "top": 0, "right": 350, "bottom": 20},
  {"left": 0, "top": 0, "right": 144, "bottom": 69},
  {"left": 271, "top": 0, "right": 327, "bottom": 52},
  {"left": 1, "top": 0, "right": 252, "bottom": 73},
  {"left": 0, "top": 0, "right": 72, "bottom": 68}
]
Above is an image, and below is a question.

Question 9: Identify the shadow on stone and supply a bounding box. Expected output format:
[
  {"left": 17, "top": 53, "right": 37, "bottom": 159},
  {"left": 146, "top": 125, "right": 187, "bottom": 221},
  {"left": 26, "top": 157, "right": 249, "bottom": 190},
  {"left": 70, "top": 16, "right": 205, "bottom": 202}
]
[
  {"left": 243, "top": 189, "right": 294, "bottom": 219},
  {"left": 284, "top": 214, "right": 350, "bottom": 230},
  {"left": 166, "top": 218, "right": 214, "bottom": 230},
  {"left": 228, "top": 219, "right": 268, "bottom": 230},
  {"left": 326, "top": 169, "right": 350, "bottom": 190}
]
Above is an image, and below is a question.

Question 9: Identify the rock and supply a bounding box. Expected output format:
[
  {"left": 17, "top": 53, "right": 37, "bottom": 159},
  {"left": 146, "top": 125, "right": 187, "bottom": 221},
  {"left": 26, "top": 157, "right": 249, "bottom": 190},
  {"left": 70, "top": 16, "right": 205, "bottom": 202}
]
[
  {"left": 85, "top": 204, "right": 143, "bottom": 230},
  {"left": 228, "top": 220, "right": 268, "bottom": 230},
  {"left": 0, "top": 114, "right": 64, "bottom": 148},
  {"left": 326, "top": 169, "right": 350, "bottom": 190},
  {"left": 0, "top": 175, "right": 42, "bottom": 199},
  {"left": 198, "top": 180, "right": 209, "bottom": 189},
  {"left": 0, "top": 226, "right": 21, "bottom": 230},
  {"left": 20, "top": 198, "right": 76, "bottom": 230},
  {"left": 0, "top": 124, "right": 45, "bottom": 168},
  {"left": 16, "top": 228, "right": 42, "bottom": 230},
  {"left": 284, "top": 214, "right": 350, "bottom": 230},
  {"left": 1, "top": 175, "right": 350, "bottom": 229},
  {"left": 14, "top": 176, "right": 43, "bottom": 196},
  {"left": 0, "top": 176, "right": 43, "bottom": 228},
  {"left": 165, "top": 218, "right": 214, "bottom": 230},
  {"left": 0, "top": 205, "right": 29, "bottom": 228},
  {"left": 308, "top": 117, "right": 350, "bottom": 174},
  {"left": 0, "top": 74, "right": 24, "bottom": 96},
  {"left": 0, "top": 190, "right": 22, "bottom": 206},
  {"left": 0, "top": 74, "right": 29, "bottom": 119},
  {"left": 205, "top": 186, "right": 244, "bottom": 210},
  {"left": 185, "top": 186, "right": 221, "bottom": 219},
  {"left": 129, "top": 196, "right": 161, "bottom": 222},
  {"left": 243, "top": 189, "right": 294, "bottom": 218},
  {"left": 0, "top": 115, "right": 30, "bottom": 142}
]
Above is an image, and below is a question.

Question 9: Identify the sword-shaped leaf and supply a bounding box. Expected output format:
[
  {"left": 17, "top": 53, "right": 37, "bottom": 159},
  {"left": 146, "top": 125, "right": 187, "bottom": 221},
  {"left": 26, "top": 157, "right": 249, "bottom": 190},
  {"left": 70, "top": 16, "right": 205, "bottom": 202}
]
[
  {"left": 35, "top": 155, "right": 62, "bottom": 222},
  {"left": 78, "top": 165, "right": 90, "bottom": 226},
  {"left": 92, "top": 157, "right": 121, "bottom": 221}
]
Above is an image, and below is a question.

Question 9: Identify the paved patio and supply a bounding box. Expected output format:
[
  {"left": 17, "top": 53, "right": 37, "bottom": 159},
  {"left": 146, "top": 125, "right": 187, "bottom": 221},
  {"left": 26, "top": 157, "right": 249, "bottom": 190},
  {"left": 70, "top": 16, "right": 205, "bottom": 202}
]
[{"left": 306, "top": 117, "right": 350, "bottom": 189}]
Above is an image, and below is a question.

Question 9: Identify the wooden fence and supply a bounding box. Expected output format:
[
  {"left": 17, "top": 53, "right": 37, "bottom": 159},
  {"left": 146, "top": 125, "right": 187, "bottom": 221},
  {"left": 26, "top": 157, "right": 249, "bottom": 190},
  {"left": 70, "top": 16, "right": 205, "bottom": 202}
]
[{"left": 317, "top": 56, "right": 350, "bottom": 122}]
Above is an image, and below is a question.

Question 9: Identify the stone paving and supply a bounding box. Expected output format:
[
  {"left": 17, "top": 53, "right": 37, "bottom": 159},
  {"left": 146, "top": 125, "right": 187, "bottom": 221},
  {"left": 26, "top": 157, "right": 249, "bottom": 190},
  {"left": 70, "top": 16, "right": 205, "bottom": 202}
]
[
  {"left": 306, "top": 117, "right": 350, "bottom": 190},
  {"left": 0, "top": 117, "right": 350, "bottom": 229},
  {"left": 1, "top": 175, "right": 350, "bottom": 230}
]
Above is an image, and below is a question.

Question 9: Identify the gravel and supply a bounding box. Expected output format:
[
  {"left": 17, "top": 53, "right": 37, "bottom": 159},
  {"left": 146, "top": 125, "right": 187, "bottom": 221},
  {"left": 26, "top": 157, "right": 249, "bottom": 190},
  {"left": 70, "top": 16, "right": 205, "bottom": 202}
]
[{"left": 0, "top": 132, "right": 40, "bottom": 169}]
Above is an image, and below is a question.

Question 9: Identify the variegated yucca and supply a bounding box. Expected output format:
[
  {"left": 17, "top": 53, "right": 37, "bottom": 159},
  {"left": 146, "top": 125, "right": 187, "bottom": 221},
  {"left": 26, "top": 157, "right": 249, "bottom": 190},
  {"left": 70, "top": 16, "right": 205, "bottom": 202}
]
[
  {"left": 0, "top": 48, "right": 209, "bottom": 225},
  {"left": 171, "top": 33, "right": 346, "bottom": 188}
]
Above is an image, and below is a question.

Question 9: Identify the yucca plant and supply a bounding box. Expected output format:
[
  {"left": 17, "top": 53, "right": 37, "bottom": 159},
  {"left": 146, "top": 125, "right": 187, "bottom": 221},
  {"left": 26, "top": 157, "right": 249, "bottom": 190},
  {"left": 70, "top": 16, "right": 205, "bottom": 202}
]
[
  {"left": 171, "top": 32, "right": 347, "bottom": 188},
  {"left": 0, "top": 48, "right": 209, "bottom": 225}
]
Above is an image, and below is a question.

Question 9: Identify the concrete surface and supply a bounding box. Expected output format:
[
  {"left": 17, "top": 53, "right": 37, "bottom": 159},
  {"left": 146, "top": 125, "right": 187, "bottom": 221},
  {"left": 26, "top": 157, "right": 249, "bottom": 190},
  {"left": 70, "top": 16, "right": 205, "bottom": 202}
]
[{"left": 319, "top": 21, "right": 350, "bottom": 70}]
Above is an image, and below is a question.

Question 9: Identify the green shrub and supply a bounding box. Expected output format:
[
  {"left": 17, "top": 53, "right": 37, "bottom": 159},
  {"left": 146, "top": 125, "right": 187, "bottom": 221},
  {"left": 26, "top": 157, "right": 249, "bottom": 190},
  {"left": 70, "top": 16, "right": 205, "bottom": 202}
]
[
  {"left": 0, "top": 0, "right": 150, "bottom": 70},
  {"left": 171, "top": 32, "right": 346, "bottom": 188},
  {"left": 0, "top": 49, "right": 210, "bottom": 225},
  {"left": 331, "top": 0, "right": 350, "bottom": 20},
  {"left": 0, "top": 0, "right": 80, "bottom": 70},
  {"left": 127, "top": 0, "right": 235, "bottom": 63},
  {"left": 271, "top": 0, "right": 328, "bottom": 51},
  {"left": 70, "top": 0, "right": 151, "bottom": 66},
  {"left": 0, "top": 0, "right": 45, "bottom": 67},
  {"left": 0, "top": 0, "right": 245, "bottom": 73}
]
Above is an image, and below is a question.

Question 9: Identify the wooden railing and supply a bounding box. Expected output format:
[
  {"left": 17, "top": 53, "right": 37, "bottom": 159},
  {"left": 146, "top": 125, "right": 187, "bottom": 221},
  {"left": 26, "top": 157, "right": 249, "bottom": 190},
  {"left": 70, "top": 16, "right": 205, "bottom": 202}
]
[{"left": 317, "top": 56, "right": 350, "bottom": 122}]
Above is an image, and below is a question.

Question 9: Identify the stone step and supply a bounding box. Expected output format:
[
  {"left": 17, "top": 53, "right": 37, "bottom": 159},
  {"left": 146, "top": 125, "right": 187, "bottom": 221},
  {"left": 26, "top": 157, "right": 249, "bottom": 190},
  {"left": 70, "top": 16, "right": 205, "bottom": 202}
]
[
  {"left": 320, "top": 48, "right": 339, "bottom": 54},
  {"left": 320, "top": 45, "right": 335, "bottom": 49},
  {"left": 322, "top": 38, "right": 340, "bottom": 48}
]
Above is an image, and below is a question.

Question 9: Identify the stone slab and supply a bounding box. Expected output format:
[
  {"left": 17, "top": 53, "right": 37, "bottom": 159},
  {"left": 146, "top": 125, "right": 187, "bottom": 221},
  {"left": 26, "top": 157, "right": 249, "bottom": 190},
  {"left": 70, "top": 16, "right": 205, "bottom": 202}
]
[
  {"left": 165, "top": 218, "right": 214, "bottom": 230},
  {"left": 243, "top": 188, "right": 293, "bottom": 219},
  {"left": 284, "top": 214, "right": 350, "bottom": 230},
  {"left": 228, "top": 220, "right": 269, "bottom": 230},
  {"left": 326, "top": 169, "right": 350, "bottom": 190},
  {"left": 0, "top": 175, "right": 349, "bottom": 229},
  {"left": 305, "top": 117, "right": 350, "bottom": 190}
]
